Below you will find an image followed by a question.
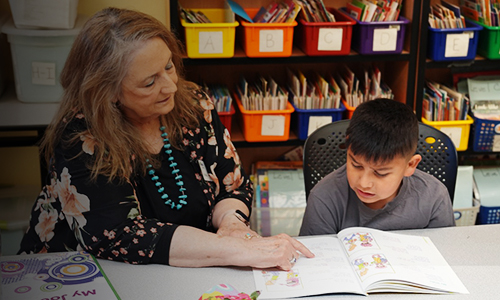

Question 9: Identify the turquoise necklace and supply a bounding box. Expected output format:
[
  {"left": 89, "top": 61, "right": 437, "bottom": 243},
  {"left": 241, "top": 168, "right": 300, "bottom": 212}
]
[{"left": 146, "top": 126, "right": 187, "bottom": 210}]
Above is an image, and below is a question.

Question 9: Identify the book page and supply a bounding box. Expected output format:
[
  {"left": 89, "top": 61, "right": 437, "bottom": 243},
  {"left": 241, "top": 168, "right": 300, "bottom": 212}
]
[
  {"left": 1, "top": 251, "right": 120, "bottom": 300},
  {"left": 337, "top": 227, "right": 469, "bottom": 294},
  {"left": 253, "top": 236, "right": 365, "bottom": 299}
]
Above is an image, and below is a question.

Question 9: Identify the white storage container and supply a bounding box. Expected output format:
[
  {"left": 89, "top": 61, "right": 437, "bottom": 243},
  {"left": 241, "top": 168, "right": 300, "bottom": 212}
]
[
  {"left": 0, "top": 12, "right": 9, "bottom": 97},
  {"left": 0, "top": 185, "right": 39, "bottom": 255},
  {"left": 8, "top": 0, "right": 79, "bottom": 29},
  {"left": 1, "top": 15, "right": 85, "bottom": 103}
]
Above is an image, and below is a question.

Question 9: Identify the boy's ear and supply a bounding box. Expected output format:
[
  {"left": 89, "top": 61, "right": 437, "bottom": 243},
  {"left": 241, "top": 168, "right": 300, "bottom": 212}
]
[{"left": 404, "top": 154, "right": 422, "bottom": 177}]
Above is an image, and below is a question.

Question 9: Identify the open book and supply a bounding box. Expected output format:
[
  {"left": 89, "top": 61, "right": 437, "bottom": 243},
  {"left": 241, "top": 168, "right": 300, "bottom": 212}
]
[
  {"left": 1, "top": 251, "right": 120, "bottom": 300},
  {"left": 253, "top": 227, "right": 469, "bottom": 298}
]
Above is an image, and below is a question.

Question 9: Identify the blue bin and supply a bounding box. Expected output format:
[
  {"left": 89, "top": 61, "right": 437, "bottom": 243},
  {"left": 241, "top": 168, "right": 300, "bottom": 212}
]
[
  {"left": 427, "top": 19, "right": 482, "bottom": 61},
  {"left": 291, "top": 102, "right": 346, "bottom": 140}
]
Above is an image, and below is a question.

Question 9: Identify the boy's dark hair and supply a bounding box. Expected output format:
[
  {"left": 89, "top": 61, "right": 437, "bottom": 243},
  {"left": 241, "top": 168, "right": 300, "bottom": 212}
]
[{"left": 345, "top": 98, "right": 418, "bottom": 163}]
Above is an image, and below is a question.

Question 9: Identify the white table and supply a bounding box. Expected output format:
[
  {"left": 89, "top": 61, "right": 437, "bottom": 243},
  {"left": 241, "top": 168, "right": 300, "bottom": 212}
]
[{"left": 97, "top": 224, "right": 500, "bottom": 300}]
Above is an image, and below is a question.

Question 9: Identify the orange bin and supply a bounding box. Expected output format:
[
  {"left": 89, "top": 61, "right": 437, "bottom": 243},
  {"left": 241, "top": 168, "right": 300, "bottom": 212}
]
[
  {"left": 235, "top": 94, "right": 294, "bottom": 142},
  {"left": 239, "top": 8, "right": 297, "bottom": 57}
]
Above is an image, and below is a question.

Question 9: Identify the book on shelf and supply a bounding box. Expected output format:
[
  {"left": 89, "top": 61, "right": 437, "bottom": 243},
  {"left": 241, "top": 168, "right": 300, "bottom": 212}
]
[
  {"left": 1, "top": 251, "right": 120, "bottom": 300},
  {"left": 253, "top": 227, "right": 469, "bottom": 299}
]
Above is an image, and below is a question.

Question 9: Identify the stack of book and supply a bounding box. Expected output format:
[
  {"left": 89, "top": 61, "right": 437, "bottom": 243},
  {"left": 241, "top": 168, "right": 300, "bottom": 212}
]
[
  {"left": 287, "top": 69, "right": 342, "bottom": 110},
  {"left": 345, "top": 0, "right": 402, "bottom": 22},
  {"left": 295, "top": 0, "right": 336, "bottom": 22},
  {"left": 252, "top": 0, "right": 302, "bottom": 23},
  {"left": 423, "top": 81, "right": 470, "bottom": 121},
  {"left": 461, "top": 0, "right": 500, "bottom": 26},
  {"left": 202, "top": 83, "right": 233, "bottom": 113},
  {"left": 179, "top": 6, "right": 212, "bottom": 23},
  {"left": 236, "top": 76, "right": 289, "bottom": 111},
  {"left": 337, "top": 66, "right": 393, "bottom": 108},
  {"left": 428, "top": 1, "right": 466, "bottom": 29}
]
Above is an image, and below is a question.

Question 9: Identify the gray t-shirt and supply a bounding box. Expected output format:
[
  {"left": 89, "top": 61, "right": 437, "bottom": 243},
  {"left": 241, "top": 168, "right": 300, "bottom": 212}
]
[{"left": 299, "top": 164, "right": 456, "bottom": 235}]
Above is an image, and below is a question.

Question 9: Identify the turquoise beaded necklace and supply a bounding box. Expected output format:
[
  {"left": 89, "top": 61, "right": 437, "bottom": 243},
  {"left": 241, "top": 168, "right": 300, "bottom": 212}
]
[{"left": 146, "top": 126, "right": 187, "bottom": 210}]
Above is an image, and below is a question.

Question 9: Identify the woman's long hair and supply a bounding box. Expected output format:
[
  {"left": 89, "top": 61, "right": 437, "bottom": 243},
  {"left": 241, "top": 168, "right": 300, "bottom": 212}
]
[{"left": 40, "top": 7, "right": 203, "bottom": 182}]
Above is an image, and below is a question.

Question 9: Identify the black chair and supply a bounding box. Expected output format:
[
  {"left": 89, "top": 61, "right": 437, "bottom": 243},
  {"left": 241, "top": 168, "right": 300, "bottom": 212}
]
[{"left": 303, "top": 120, "right": 458, "bottom": 202}]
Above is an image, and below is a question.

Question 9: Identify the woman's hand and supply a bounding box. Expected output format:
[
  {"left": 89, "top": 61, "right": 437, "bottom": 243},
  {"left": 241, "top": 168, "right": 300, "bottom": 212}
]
[
  {"left": 242, "top": 233, "right": 315, "bottom": 271},
  {"left": 213, "top": 199, "right": 260, "bottom": 239}
]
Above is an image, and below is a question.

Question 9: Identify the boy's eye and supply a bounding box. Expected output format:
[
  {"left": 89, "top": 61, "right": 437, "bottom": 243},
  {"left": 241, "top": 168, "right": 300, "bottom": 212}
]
[
  {"left": 375, "top": 172, "right": 388, "bottom": 177},
  {"left": 351, "top": 163, "right": 362, "bottom": 169}
]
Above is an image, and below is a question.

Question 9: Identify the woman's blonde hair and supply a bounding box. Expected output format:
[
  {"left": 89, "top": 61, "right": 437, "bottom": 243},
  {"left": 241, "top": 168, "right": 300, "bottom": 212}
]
[{"left": 40, "top": 7, "right": 203, "bottom": 182}]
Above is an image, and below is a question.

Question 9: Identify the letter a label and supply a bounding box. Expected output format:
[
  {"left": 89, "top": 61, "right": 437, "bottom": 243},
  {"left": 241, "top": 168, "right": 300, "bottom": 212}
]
[{"left": 199, "top": 31, "right": 223, "bottom": 54}]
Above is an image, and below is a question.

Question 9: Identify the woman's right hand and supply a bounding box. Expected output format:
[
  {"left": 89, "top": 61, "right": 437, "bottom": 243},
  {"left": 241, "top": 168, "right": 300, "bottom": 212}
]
[{"left": 242, "top": 233, "right": 315, "bottom": 271}]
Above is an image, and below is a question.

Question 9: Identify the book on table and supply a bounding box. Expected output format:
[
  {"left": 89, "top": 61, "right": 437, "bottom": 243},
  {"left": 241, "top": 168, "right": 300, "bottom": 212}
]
[
  {"left": 1, "top": 251, "right": 120, "bottom": 300},
  {"left": 253, "top": 227, "right": 469, "bottom": 298}
]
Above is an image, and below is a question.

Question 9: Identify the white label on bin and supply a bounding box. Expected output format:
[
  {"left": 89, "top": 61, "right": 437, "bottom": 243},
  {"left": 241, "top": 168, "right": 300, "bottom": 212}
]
[
  {"left": 261, "top": 115, "right": 285, "bottom": 136},
  {"left": 493, "top": 135, "right": 500, "bottom": 152},
  {"left": 308, "top": 116, "right": 332, "bottom": 136},
  {"left": 32, "top": 62, "right": 56, "bottom": 85},
  {"left": 317, "top": 28, "right": 343, "bottom": 51},
  {"left": 259, "top": 30, "right": 284, "bottom": 52},
  {"left": 198, "top": 31, "right": 223, "bottom": 54},
  {"left": 444, "top": 33, "right": 470, "bottom": 57},
  {"left": 372, "top": 28, "right": 397, "bottom": 51},
  {"left": 440, "top": 126, "right": 462, "bottom": 149}
]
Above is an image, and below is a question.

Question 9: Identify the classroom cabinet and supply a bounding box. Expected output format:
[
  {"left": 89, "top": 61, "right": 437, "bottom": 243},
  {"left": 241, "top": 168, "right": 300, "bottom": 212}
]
[{"left": 170, "top": 0, "right": 422, "bottom": 172}]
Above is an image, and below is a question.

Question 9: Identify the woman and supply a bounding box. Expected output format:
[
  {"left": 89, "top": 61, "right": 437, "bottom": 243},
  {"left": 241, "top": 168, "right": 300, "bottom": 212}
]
[{"left": 19, "top": 7, "right": 313, "bottom": 270}]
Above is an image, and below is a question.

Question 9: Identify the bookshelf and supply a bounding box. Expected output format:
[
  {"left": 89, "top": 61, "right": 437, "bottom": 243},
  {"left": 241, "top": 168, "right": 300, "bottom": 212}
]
[
  {"left": 171, "top": 0, "right": 422, "bottom": 172},
  {"left": 415, "top": 0, "right": 500, "bottom": 157}
]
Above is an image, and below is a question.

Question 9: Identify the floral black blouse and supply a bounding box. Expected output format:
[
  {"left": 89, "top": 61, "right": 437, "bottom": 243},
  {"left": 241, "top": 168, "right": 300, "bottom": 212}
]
[{"left": 18, "top": 89, "right": 253, "bottom": 265}]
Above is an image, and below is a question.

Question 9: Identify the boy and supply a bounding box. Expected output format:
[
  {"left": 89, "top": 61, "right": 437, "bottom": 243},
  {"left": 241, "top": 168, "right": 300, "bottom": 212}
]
[{"left": 299, "top": 99, "right": 455, "bottom": 235}]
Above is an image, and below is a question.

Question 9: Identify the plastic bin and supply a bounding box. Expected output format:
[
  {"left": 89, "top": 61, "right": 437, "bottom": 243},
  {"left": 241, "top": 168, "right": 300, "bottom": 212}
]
[
  {"left": 0, "top": 185, "right": 39, "bottom": 255},
  {"left": 471, "top": 116, "right": 500, "bottom": 152},
  {"left": 250, "top": 207, "right": 305, "bottom": 237},
  {"left": 454, "top": 199, "right": 480, "bottom": 226},
  {"left": 427, "top": 19, "right": 482, "bottom": 61},
  {"left": 180, "top": 8, "right": 239, "bottom": 58},
  {"left": 341, "top": 8, "right": 409, "bottom": 55},
  {"left": 291, "top": 102, "right": 346, "bottom": 140},
  {"left": 0, "top": 12, "right": 9, "bottom": 97},
  {"left": 218, "top": 104, "right": 235, "bottom": 134},
  {"left": 9, "top": 0, "right": 79, "bottom": 29},
  {"left": 234, "top": 95, "right": 294, "bottom": 142},
  {"left": 421, "top": 115, "right": 474, "bottom": 151},
  {"left": 239, "top": 8, "right": 297, "bottom": 57},
  {"left": 296, "top": 8, "right": 355, "bottom": 56},
  {"left": 473, "top": 166, "right": 500, "bottom": 224},
  {"left": 468, "top": 19, "right": 500, "bottom": 59},
  {"left": 1, "top": 15, "right": 85, "bottom": 103}
]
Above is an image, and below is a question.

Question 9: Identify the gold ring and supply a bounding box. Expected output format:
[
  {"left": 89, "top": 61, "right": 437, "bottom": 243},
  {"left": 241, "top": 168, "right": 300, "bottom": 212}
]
[{"left": 245, "top": 233, "right": 252, "bottom": 239}]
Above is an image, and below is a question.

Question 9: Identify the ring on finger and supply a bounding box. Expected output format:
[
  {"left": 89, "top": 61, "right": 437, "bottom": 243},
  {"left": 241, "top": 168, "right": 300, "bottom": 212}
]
[{"left": 289, "top": 257, "right": 297, "bottom": 264}]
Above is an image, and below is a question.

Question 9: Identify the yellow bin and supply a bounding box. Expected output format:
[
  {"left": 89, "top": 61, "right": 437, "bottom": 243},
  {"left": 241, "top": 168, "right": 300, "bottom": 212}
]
[
  {"left": 181, "top": 8, "right": 239, "bottom": 58},
  {"left": 421, "top": 115, "right": 474, "bottom": 151}
]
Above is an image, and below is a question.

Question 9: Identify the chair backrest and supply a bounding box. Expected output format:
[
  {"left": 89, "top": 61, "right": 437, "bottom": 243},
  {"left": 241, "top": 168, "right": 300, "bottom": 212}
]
[{"left": 303, "top": 120, "right": 458, "bottom": 202}]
